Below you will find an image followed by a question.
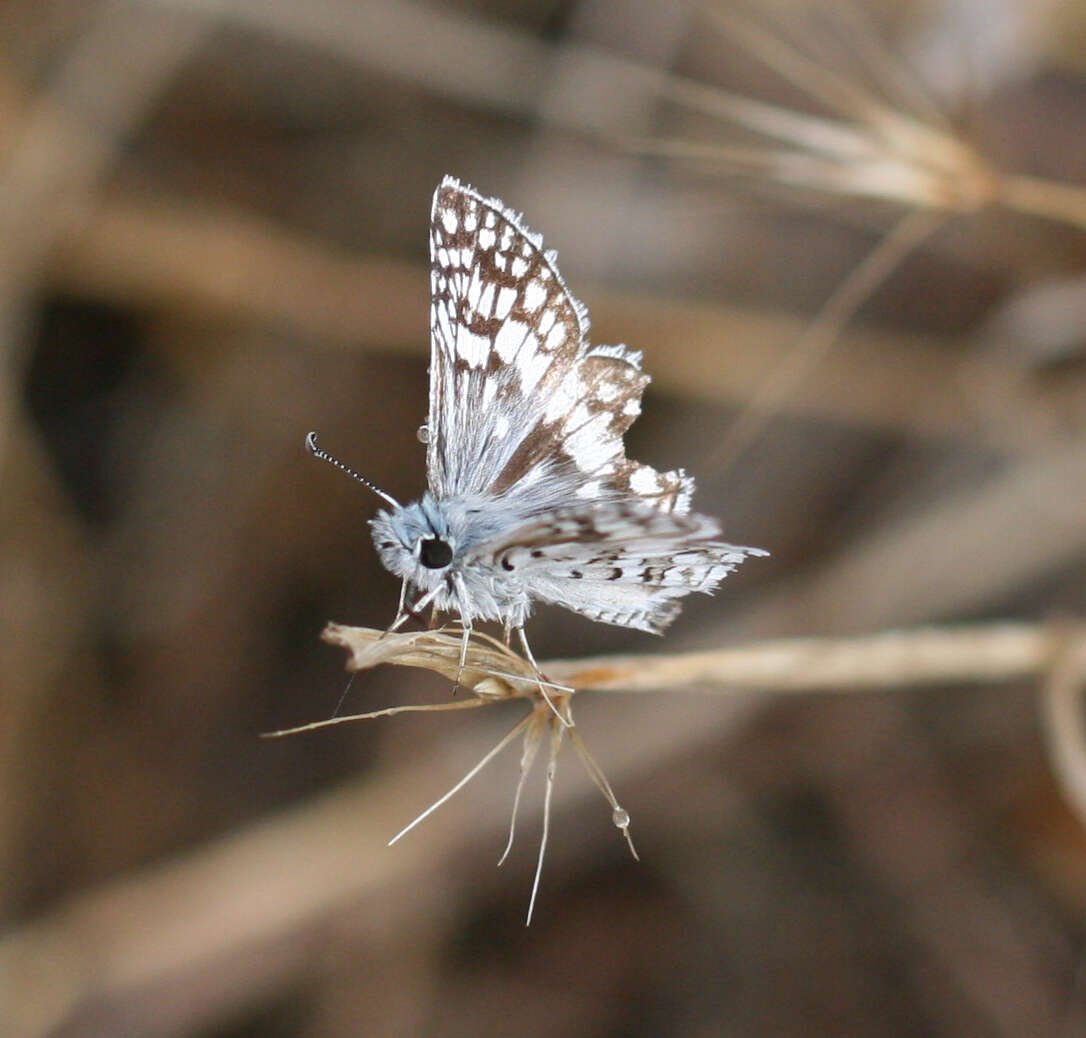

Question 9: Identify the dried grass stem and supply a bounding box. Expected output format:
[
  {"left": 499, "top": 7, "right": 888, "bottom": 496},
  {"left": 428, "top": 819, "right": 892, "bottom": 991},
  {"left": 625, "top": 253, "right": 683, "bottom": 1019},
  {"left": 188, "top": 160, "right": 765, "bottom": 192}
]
[{"left": 545, "top": 622, "right": 1075, "bottom": 695}]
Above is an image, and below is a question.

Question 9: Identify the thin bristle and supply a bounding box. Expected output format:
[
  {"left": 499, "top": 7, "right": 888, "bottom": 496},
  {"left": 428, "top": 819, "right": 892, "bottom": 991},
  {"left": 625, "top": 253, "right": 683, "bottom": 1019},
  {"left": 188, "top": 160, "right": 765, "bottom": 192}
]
[
  {"left": 388, "top": 714, "right": 532, "bottom": 847},
  {"left": 526, "top": 716, "right": 567, "bottom": 926},
  {"left": 498, "top": 710, "right": 546, "bottom": 867}
]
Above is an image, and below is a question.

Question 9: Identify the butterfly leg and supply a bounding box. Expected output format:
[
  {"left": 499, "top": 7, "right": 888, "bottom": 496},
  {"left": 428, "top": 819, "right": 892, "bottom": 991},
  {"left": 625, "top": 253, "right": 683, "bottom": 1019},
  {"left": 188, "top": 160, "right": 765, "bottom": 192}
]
[
  {"left": 381, "top": 579, "right": 411, "bottom": 638},
  {"left": 386, "top": 584, "right": 443, "bottom": 637},
  {"left": 452, "top": 620, "right": 473, "bottom": 693},
  {"left": 516, "top": 627, "right": 572, "bottom": 728},
  {"left": 448, "top": 571, "right": 476, "bottom": 692},
  {"left": 384, "top": 579, "right": 440, "bottom": 636}
]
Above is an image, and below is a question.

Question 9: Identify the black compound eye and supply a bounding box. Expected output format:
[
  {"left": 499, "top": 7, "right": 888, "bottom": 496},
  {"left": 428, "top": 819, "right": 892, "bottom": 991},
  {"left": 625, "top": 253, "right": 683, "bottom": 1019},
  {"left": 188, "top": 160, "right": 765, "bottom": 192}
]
[{"left": 419, "top": 537, "right": 453, "bottom": 569}]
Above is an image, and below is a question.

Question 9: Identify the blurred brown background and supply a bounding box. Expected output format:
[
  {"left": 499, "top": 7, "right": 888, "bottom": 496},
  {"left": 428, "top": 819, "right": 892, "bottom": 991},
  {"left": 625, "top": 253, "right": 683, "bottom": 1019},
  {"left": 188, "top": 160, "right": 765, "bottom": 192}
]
[{"left": 3, "top": 1, "right": 1086, "bottom": 1035}]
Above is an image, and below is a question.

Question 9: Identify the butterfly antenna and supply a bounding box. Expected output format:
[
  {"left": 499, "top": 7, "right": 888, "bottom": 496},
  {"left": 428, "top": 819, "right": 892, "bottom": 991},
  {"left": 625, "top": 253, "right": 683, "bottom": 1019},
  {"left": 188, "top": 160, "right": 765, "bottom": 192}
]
[
  {"left": 306, "top": 431, "right": 401, "bottom": 508},
  {"left": 453, "top": 622, "right": 473, "bottom": 692}
]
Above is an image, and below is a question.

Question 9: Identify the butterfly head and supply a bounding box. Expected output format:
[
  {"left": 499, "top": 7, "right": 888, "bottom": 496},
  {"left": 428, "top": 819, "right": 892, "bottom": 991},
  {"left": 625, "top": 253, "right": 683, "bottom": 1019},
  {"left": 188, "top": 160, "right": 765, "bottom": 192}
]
[{"left": 369, "top": 494, "right": 459, "bottom": 590}]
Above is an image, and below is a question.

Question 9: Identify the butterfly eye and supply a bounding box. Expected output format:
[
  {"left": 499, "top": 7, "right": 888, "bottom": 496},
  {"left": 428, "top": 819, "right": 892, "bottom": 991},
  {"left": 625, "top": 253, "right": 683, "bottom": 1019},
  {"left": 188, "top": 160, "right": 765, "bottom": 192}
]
[{"left": 418, "top": 537, "right": 453, "bottom": 569}]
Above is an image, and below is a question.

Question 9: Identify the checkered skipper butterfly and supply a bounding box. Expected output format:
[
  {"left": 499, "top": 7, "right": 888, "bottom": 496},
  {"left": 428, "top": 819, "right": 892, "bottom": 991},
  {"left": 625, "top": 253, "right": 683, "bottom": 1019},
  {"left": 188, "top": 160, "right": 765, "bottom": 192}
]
[
  {"left": 302, "top": 177, "right": 766, "bottom": 921},
  {"left": 311, "top": 176, "right": 765, "bottom": 664}
]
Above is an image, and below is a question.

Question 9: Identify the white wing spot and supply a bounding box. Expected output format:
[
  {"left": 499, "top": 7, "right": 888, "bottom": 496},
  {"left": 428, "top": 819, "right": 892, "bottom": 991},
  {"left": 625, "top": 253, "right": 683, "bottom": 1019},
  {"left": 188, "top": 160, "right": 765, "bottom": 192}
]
[
  {"left": 479, "top": 282, "right": 497, "bottom": 317},
  {"left": 495, "top": 285, "right": 518, "bottom": 320},
  {"left": 441, "top": 209, "right": 457, "bottom": 234},
  {"left": 494, "top": 319, "right": 530, "bottom": 363},
  {"left": 596, "top": 379, "right": 619, "bottom": 402},
  {"left": 545, "top": 321, "right": 568, "bottom": 352},
  {"left": 436, "top": 307, "right": 452, "bottom": 345},
  {"left": 465, "top": 268, "right": 484, "bottom": 309},
  {"left": 478, "top": 227, "right": 496, "bottom": 250},
  {"left": 519, "top": 348, "right": 551, "bottom": 394},
  {"left": 575, "top": 479, "right": 602, "bottom": 498},
  {"left": 458, "top": 327, "right": 492, "bottom": 368},
  {"left": 523, "top": 279, "right": 547, "bottom": 313},
  {"left": 464, "top": 211, "right": 478, "bottom": 232},
  {"left": 563, "top": 417, "right": 614, "bottom": 474},
  {"left": 510, "top": 256, "right": 529, "bottom": 279},
  {"left": 544, "top": 379, "right": 584, "bottom": 422},
  {"left": 629, "top": 468, "right": 662, "bottom": 494}
]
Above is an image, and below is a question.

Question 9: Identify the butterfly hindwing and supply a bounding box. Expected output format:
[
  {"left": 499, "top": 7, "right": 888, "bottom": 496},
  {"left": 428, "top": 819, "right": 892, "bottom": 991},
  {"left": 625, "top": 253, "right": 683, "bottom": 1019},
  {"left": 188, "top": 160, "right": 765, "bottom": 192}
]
[{"left": 466, "top": 502, "right": 767, "bottom": 632}]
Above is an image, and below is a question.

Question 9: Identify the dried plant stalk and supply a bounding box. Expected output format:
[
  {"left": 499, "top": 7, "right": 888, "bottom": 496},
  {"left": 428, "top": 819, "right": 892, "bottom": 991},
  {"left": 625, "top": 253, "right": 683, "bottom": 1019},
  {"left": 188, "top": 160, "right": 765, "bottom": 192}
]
[
  {"left": 1040, "top": 627, "right": 1086, "bottom": 827},
  {"left": 645, "top": 4, "right": 1086, "bottom": 231},
  {"left": 267, "top": 624, "right": 635, "bottom": 925},
  {"left": 278, "top": 620, "right": 1086, "bottom": 869},
  {"left": 313, "top": 620, "right": 1075, "bottom": 699}
]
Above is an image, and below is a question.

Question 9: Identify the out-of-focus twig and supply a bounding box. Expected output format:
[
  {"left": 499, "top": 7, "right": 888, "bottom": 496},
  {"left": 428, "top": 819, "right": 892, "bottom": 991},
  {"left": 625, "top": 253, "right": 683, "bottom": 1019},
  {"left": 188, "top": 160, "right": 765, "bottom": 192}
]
[
  {"left": 0, "top": 2, "right": 206, "bottom": 911},
  {"left": 0, "top": 2, "right": 206, "bottom": 458},
  {"left": 706, "top": 207, "right": 943, "bottom": 470},
  {"left": 651, "top": 3, "right": 1086, "bottom": 234},
  {"left": 637, "top": 4, "right": 1086, "bottom": 472},
  {"left": 1040, "top": 625, "right": 1086, "bottom": 829},
  {"left": 41, "top": 195, "right": 1084, "bottom": 451},
  {"left": 138, "top": 0, "right": 1086, "bottom": 230},
  {"left": 738, "top": 436, "right": 1086, "bottom": 636}
]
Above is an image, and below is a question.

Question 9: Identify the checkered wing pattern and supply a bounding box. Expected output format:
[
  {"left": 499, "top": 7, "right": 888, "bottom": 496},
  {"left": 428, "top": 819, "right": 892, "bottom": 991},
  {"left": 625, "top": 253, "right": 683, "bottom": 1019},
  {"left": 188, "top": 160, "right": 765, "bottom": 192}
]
[
  {"left": 418, "top": 178, "right": 764, "bottom": 632},
  {"left": 427, "top": 177, "right": 689, "bottom": 512}
]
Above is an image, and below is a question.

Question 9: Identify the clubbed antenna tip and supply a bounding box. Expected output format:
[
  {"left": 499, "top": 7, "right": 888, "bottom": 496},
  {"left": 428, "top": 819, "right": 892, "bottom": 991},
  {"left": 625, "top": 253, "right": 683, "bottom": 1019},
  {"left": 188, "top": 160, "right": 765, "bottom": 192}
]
[{"left": 305, "top": 431, "right": 401, "bottom": 509}]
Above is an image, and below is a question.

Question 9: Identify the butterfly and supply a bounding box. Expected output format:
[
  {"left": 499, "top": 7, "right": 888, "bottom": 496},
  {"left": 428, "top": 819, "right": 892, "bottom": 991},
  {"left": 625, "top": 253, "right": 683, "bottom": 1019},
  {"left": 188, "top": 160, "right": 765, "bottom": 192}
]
[{"left": 309, "top": 176, "right": 766, "bottom": 676}]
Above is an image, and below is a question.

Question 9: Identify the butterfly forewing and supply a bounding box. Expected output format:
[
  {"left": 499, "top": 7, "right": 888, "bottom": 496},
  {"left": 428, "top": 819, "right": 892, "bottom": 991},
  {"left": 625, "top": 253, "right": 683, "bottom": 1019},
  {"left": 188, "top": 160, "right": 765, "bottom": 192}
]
[{"left": 428, "top": 178, "right": 682, "bottom": 509}]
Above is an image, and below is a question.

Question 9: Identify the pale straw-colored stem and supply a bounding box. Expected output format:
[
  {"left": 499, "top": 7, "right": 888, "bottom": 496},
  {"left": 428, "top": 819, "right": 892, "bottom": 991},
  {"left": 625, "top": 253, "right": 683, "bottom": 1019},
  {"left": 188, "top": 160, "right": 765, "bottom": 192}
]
[
  {"left": 707, "top": 207, "right": 943, "bottom": 470},
  {"left": 999, "top": 174, "right": 1086, "bottom": 234},
  {"left": 1039, "top": 627, "right": 1086, "bottom": 827},
  {"left": 544, "top": 622, "right": 1074, "bottom": 695}
]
